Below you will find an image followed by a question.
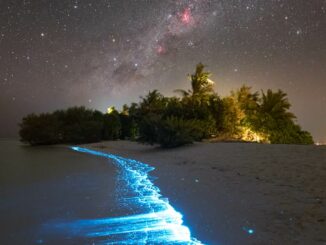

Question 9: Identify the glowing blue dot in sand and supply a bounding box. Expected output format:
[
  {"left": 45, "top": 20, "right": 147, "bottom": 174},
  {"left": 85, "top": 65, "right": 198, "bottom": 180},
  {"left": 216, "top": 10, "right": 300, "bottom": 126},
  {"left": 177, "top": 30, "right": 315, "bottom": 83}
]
[
  {"left": 247, "top": 229, "right": 254, "bottom": 235},
  {"left": 42, "top": 146, "right": 203, "bottom": 244},
  {"left": 243, "top": 226, "right": 255, "bottom": 235}
]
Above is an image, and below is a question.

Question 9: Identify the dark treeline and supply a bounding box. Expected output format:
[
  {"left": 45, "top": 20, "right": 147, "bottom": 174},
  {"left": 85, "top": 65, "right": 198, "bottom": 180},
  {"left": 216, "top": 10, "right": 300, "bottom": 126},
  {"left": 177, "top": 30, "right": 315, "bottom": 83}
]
[{"left": 19, "top": 63, "right": 314, "bottom": 147}]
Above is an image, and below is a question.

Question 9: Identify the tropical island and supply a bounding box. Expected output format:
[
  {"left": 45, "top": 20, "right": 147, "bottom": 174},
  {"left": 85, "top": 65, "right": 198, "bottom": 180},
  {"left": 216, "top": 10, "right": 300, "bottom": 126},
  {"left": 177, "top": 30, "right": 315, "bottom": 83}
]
[
  {"left": 2, "top": 1, "right": 325, "bottom": 243},
  {"left": 19, "top": 63, "right": 313, "bottom": 147}
]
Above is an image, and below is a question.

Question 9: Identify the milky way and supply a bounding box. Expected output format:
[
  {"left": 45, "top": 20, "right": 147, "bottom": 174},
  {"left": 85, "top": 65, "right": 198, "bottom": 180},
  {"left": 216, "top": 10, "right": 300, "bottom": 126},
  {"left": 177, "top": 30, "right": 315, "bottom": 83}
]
[
  {"left": 0, "top": 0, "right": 325, "bottom": 141},
  {"left": 87, "top": 0, "right": 222, "bottom": 90}
]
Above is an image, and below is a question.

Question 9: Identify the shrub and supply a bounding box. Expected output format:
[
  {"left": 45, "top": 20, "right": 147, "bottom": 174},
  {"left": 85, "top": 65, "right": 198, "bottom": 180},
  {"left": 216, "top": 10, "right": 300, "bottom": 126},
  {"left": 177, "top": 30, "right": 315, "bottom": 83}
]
[
  {"left": 156, "top": 117, "right": 204, "bottom": 148},
  {"left": 19, "top": 113, "right": 61, "bottom": 145},
  {"left": 63, "top": 120, "right": 103, "bottom": 144},
  {"left": 119, "top": 114, "right": 138, "bottom": 140},
  {"left": 60, "top": 107, "right": 103, "bottom": 144},
  {"left": 268, "top": 122, "right": 314, "bottom": 145},
  {"left": 137, "top": 114, "right": 160, "bottom": 145},
  {"left": 102, "top": 112, "right": 121, "bottom": 140},
  {"left": 20, "top": 107, "right": 104, "bottom": 145}
]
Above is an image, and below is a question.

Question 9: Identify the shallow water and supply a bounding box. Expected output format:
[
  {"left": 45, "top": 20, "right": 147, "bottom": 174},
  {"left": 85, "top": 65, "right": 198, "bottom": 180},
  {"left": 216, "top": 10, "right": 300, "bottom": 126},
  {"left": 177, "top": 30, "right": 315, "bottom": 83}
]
[
  {"left": 58, "top": 147, "right": 202, "bottom": 244},
  {"left": 0, "top": 140, "right": 117, "bottom": 244},
  {"left": 0, "top": 140, "right": 201, "bottom": 244}
]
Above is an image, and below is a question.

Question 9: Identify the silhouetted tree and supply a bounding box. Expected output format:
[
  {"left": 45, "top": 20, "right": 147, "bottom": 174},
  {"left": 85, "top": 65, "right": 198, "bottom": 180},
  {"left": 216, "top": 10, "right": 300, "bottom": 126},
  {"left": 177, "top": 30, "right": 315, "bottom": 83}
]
[
  {"left": 175, "top": 63, "right": 214, "bottom": 99},
  {"left": 19, "top": 113, "right": 60, "bottom": 145},
  {"left": 137, "top": 90, "right": 168, "bottom": 144},
  {"left": 103, "top": 109, "right": 121, "bottom": 140},
  {"left": 20, "top": 107, "right": 103, "bottom": 145}
]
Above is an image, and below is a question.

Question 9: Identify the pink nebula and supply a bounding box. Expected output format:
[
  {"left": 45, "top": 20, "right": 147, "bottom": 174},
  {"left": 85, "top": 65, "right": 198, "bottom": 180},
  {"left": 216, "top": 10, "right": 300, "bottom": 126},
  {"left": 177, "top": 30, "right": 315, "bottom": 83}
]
[{"left": 181, "top": 8, "right": 192, "bottom": 25}]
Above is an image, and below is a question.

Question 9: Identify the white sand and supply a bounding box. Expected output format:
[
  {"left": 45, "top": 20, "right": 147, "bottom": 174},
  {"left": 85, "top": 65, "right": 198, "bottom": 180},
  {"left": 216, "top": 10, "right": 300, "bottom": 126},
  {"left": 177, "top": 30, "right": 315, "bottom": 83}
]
[{"left": 84, "top": 141, "right": 326, "bottom": 245}]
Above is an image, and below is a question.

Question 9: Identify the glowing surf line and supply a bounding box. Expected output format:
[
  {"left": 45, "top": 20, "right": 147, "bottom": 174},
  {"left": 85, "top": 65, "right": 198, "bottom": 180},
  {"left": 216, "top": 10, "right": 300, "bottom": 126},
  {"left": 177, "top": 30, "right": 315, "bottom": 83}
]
[{"left": 41, "top": 146, "right": 204, "bottom": 244}]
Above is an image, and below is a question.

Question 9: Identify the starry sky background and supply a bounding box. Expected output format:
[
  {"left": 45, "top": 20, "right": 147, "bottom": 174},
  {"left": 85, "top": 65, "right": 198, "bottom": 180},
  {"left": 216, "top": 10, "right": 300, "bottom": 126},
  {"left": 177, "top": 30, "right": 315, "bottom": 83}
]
[{"left": 0, "top": 0, "right": 325, "bottom": 142}]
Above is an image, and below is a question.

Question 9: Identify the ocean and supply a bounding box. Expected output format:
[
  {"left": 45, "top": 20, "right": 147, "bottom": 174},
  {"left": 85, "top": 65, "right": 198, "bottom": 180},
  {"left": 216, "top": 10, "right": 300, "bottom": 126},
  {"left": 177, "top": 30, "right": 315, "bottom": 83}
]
[{"left": 0, "top": 140, "right": 117, "bottom": 244}]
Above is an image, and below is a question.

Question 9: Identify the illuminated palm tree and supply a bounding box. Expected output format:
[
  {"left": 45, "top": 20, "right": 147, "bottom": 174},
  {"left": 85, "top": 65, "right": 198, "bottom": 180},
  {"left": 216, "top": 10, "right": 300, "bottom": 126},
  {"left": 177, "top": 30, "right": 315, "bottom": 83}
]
[
  {"left": 232, "top": 85, "right": 259, "bottom": 113},
  {"left": 174, "top": 63, "right": 214, "bottom": 100}
]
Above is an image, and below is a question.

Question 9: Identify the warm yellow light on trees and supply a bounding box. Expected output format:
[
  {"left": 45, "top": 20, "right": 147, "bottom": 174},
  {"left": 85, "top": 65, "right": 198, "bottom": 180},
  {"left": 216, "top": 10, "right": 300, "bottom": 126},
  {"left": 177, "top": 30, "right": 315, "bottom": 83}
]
[{"left": 107, "top": 106, "right": 114, "bottom": 114}]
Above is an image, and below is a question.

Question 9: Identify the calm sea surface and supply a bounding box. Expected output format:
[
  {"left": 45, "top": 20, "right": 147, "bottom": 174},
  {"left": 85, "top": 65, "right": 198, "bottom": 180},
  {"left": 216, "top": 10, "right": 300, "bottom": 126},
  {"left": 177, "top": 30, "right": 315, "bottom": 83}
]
[{"left": 0, "top": 140, "right": 118, "bottom": 244}]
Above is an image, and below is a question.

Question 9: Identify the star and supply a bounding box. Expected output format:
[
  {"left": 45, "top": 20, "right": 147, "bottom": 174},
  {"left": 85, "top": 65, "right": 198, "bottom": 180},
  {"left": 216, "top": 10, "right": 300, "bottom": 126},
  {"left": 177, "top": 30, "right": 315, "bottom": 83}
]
[
  {"left": 187, "top": 40, "right": 194, "bottom": 47},
  {"left": 296, "top": 29, "right": 302, "bottom": 35}
]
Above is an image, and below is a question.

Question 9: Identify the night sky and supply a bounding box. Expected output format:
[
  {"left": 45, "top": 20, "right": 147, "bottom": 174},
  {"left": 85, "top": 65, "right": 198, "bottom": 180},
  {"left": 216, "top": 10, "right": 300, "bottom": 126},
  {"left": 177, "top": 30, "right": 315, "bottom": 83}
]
[{"left": 0, "top": 0, "right": 325, "bottom": 142}]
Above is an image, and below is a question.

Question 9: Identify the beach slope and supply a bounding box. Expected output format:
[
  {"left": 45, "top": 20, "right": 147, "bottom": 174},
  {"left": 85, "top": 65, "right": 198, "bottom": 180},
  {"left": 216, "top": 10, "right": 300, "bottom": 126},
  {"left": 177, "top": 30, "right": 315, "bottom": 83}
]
[{"left": 84, "top": 141, "right": 326, "bottom": 245}]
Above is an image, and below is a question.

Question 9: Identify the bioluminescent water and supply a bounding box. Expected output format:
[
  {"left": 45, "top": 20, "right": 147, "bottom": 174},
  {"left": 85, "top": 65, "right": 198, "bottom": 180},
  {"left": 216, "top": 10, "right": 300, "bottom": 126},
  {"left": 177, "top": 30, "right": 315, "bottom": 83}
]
[{"left": 41, "top": 146, "right": 203, "bottom": 244}]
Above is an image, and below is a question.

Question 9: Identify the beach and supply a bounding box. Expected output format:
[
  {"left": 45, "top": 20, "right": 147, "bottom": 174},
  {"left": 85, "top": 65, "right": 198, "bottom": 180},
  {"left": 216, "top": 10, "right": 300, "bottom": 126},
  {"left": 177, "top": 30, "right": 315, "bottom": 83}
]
[{"left": 84, "top": 141, "right": 326, "bottom": 245}]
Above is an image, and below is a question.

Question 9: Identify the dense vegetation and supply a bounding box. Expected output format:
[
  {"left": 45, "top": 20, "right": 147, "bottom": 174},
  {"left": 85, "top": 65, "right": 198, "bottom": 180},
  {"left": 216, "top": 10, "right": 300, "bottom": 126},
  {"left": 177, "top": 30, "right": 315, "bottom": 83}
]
[{"left": 19, "top": 63, "right": 313, "bottom": 147}]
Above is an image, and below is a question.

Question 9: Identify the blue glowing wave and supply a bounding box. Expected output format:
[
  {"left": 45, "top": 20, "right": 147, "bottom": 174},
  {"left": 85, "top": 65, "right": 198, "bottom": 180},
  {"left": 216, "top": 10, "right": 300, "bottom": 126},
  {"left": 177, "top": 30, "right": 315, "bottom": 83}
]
[{"left": 41, "top": 146, "right": 203, "bottom": 244}]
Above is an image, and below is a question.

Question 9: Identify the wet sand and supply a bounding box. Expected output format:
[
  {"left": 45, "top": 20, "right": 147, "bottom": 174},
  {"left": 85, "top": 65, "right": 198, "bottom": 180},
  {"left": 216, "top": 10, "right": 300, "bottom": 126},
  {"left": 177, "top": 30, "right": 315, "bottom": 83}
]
[{"left": 85, "top": 141, "right": 326, "bottom": 245}]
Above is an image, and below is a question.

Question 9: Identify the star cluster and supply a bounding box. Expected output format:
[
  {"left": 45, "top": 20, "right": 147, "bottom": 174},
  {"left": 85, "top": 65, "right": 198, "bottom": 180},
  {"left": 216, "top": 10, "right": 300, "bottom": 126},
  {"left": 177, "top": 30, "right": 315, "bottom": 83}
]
[{"left": 0, "top": 0, "right": 325, "bottom": 141}]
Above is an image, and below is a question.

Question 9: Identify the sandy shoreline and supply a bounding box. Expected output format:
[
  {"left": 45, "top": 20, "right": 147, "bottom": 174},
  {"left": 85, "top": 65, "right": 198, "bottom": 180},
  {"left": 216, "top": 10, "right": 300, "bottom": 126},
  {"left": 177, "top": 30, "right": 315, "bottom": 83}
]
[{"left": 83, "top": 141, "right": 326, "bottom": 245}]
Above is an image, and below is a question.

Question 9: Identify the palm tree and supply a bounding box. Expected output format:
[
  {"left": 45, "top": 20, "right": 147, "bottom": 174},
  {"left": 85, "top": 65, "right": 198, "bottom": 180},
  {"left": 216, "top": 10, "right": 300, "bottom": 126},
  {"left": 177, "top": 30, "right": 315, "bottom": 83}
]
[
  {"left": 174, "top": 63, "right": 214, "bottom": 100},
  {"left": 139, "top": 90, "right": 167, "bottom": 114},
  {"left": 230, "top": 85, "right": 260, "bottom": 129},
  {"left": 260, "top": 89, "right": 295, "bottom": 121},
  {"left": 255, "top": 89, "right": 295, "bottom": 137},
  {"left": 258, "top": 89, "right": 314, "bottom": 144},
  {"left": 232, "top": 85, "right": 259, "bottom": 112}
]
